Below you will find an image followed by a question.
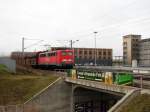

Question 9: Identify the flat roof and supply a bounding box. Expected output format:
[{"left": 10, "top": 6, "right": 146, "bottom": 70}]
[
  {"left": 123, "top": 34, "right": 141, "bottom": 38},
  {"left": 140, "top": 38, "right": 150, "bottom": 42}
]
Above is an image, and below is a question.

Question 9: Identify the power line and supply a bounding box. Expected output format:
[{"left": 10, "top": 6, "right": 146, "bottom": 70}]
[
  {"left": 64, "top": 0, "right": 139, "bottom": 38},
  {"left": 24, "top": 40, "right": 44, "bottom": 49},
  {"left": 70, "top": 16, "right": 150, "bottom": 40}
]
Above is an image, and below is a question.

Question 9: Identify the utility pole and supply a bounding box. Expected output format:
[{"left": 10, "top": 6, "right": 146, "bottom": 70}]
[
  {"left": 70, "top": 40, "right": 73, "bottom": 48},
  {"left": 22, "top": 37, "right": 25, "bottom": 64},
  {"left": 94, "top": 32, "right": 98, "bottom": 66},
  {"left": 22, "top": 37, "right": 25, "bottom": 56},
  {"left": 70, "top": 40, "right": 79, "bottom": 48}
]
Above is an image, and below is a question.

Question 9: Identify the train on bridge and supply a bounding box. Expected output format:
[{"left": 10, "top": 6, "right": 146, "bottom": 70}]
[
  {"left": 68, "top": 69, "right": 133, "bottom": 85},
  {"left": 11, "top": 49, "right": 74, "bottom": 69}
]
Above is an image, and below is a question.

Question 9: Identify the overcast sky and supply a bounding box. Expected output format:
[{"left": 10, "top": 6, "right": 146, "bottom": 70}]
[{"left": 0, "top": 0, "right": 150, "bottom": 56}]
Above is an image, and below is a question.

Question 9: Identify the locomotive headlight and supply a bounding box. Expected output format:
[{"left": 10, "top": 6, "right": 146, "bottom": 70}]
[
  {"left": 62, "top": 59, "right": 72, "bottom": 62},
  {"left": 68, "top": 59, "right": 72, "bottom": 61},
  {"left": 62, "top": 59, "right": 67, "bottom": 62}
]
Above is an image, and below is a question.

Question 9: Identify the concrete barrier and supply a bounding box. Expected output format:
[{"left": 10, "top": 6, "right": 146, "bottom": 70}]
[{"left": 0, "top": 57, "right": 16, "bottom": 73}]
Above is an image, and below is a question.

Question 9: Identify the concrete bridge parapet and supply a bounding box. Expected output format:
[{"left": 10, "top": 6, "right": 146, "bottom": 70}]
[{"left": 65, "top": 77, "right": 137, "bottom": 94}]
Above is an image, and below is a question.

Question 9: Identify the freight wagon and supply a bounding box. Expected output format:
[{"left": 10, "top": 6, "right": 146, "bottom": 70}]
[
  {"left": 11, "top": 49, "right": 75, "bottom": 69},
  {"left": 67, "top": 69, "right": 133, "bottom": 85}
]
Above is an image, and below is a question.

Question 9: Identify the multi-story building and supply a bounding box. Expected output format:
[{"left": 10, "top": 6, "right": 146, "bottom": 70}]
[
  {"left": 139, "top": 38, "right": 150, "bottom": 67},
  {"left": 123, "top": 34, "right": 150, "bottom": 67},
  {"left": 51, "top": 47, "right": 112, "bottom": 66},
  {"left": 74, "top": 48, "right": 112, "bottom": 66},
  {"left": 123, "top": 34, "right": 141, "bottom": 65}
]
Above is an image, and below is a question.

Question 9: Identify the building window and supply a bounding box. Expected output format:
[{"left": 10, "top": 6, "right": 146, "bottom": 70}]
[
  {"left": 123, "top": 42, "right": 127, "bottom": 45},
  {"left": 103, "top": 52, "right": 106, "bottom": 55},
  {"left": 108, "top": 57, "right": 111, "bottom": 59},
  {"left": 79, "top": 51, "right": 82, "bottom": 54},
  {"left": 99, "top": 52, "right": 101, "bottom": 55},
  {"left": 108, "top": 52, "right": 111, "bottom": 55},
  {"left": 84, "top": 51, "right": 87, "bottom": 54},
  {"left": 89, "top": 51, "right": 92, "bottom": 54}
]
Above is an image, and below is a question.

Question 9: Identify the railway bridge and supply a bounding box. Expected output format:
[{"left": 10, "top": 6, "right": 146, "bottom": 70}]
[
  {"left": 65, "top": 77, "right": 140, "bottom": 112},
  {"left": 1, "top": 74, "right": 140, "bottom": 112}
]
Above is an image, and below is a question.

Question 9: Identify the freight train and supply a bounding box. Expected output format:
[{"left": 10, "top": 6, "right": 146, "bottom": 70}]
[
  {"left": 11, "top": 49, "right": 74, "bottom": 69},
  {"left": 68, "top": 69, "right": 133, "bottom": 85}
]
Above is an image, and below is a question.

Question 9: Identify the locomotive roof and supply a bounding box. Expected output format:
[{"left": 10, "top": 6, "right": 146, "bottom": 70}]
[{"left": 39, "top": 49, "right": 73, "bottom": 54}]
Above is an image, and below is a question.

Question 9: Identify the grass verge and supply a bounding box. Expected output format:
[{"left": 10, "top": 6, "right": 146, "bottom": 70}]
[
  {"left": 119, "top": 94, "right": 150, "bottom": 112},
  {"left": 0, "top": 65, "right": 58, "bottom": 105}
]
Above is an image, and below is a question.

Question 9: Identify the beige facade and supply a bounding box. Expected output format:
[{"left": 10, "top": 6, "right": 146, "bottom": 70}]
[
  {"left": 74, "top": 48, "right": 112, "bottom": 60},
  {"left": 123, "top": 34, "right": 141, "bottom": 65}
]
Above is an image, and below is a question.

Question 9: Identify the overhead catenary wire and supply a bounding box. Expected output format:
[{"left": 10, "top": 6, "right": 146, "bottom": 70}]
[
  {"left": 24, "top": 40, "right": 44, "bottom": 49},
  {"left": 22, "top": 0, "right": 150, "bottom": 51},
  {"left": 68, "top": 16, "right": 150, "bottom": 41},
  {"left": 65, "top": 0, "right": 139, "bottom": 38}
]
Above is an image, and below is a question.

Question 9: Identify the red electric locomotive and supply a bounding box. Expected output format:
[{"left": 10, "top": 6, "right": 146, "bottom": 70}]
[{"left": 37, "top": 49, "right": 74, "bottom": 68}]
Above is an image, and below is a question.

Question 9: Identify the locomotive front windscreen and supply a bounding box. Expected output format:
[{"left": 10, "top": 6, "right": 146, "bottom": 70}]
[{"left": 61, "top": 51, "right": 73, "bottom": 56}]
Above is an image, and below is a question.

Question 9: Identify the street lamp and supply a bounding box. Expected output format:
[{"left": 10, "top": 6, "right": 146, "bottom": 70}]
[{"left": 94, "top": 32, "right": 98, "bottom": 66}]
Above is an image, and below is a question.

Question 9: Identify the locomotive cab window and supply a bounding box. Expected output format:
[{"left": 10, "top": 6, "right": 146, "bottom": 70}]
[
  {"left": 62, "top": 51, "right": 66, "bottom": 56},
  {"left": 40, "top": 53, "right": 46, "bottom": 57},
  {"left": 47, "top": 52, "right": 57, "bottom": 57},
  {"left": 68, "top": 52, "right": 73, "bottom": 56},
  {"left": 47, "top": 53, "right": 51, "bottom": 57},
  {"left": 52, "top": 52, "right": 56, "bottom": 56}
]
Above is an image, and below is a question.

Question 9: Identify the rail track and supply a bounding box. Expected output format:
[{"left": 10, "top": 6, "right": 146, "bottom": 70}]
[{"left": 17, "top": 65, "right": 150, "bottom": 89}]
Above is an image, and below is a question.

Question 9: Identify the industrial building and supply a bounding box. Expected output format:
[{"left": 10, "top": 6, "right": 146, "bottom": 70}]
[
  {"left": 123, "top": 34, "right": 150, "bottom": 67},
  {"left": 139, "top": 38, "right": 150, "bottom": 67},
  {"left": 51, "top": 47, "right": 112, "bottom": 66}
]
